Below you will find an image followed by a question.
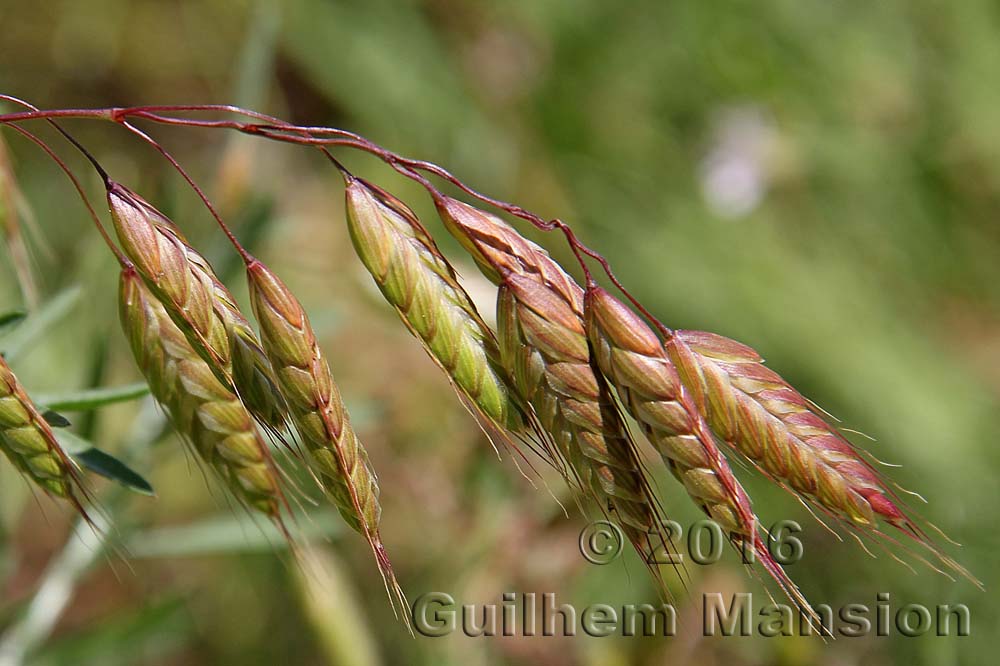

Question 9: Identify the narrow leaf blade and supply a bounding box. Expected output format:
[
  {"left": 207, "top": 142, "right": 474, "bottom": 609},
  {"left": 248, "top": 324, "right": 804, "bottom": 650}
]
[
  {"left": 0, "top": 310, "right": 26, "bottom": 334},
  {"left": 42, "top": 409, "right": 72, "bottom": 428},
  {"left": 35, "top": 382, "right": 151, "bottom": 412},
  {"left": 55, "top": 430, "right": 154, "bottom": 496},
  {"left": 72, "top": 448, "right": 155, "bottom": 496}
]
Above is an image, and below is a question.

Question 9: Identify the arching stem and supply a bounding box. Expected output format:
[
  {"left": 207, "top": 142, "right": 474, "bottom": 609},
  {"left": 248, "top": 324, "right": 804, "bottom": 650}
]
[
  {"left": 0, "top": 122, "right": 127, "bottom": 267},
  {"left": 0, "top": 103, "right": 672, "bottom": 336},
  {"left": 118, "top": 120, "right": 253, "bottom": 264}
]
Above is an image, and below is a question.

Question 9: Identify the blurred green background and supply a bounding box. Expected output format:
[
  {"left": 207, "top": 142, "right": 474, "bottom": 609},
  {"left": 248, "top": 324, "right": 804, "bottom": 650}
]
[{"left": 0, "top": 0, "right": 997, "bottom": 664}]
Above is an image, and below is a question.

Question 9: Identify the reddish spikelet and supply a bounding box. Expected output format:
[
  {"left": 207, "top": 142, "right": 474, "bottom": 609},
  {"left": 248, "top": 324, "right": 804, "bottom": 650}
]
[
  {"left": 667, "top": 329, "right": 975, "bottom": 581},
  {"left": 245, "top": 258, "right": 407, "bottom": 615},
  {"left": 585, "top": 286, "right": 814, "bottom": 614},
  {"left": 437, "top": 195, "right": 680, "bottom": 590}
]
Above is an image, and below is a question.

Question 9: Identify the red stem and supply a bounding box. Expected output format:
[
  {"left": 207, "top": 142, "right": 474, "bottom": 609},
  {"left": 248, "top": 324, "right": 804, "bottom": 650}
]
[
  {"left": 0, "top": 124, "right": 128, "bottom": 267},
  {"left": 0, "top": 103, "right": 673, "bottom": 336}
]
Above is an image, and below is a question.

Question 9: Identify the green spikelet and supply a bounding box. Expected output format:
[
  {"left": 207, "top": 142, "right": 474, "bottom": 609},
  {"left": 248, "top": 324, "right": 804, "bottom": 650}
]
[
  {"left": 118, "top": 267, "right": 284, "bottom": 517},
  {"left": 344, "top": 178, "right": 523, "bottom": 433},
  {"left": 107, "top": 182, "right": 286, "bottom": 430},
  {"left": 0, "top": 355, "right": 84, "bottom": 504},
  {"left": 244, "top": 257, "right": 405, "bottom": 608}
]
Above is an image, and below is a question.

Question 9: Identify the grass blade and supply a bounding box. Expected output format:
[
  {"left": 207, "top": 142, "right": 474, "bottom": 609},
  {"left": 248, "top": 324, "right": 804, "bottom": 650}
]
[
  {"left": 55, "top": 430, "right": 154, "bottom": 496},
  {"left": 34, "top": 382, "right": 151, "bottom": 412}
]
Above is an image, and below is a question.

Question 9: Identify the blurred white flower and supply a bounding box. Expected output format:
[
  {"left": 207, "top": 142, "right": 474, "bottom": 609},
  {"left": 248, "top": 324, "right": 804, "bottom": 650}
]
[{"left": 699, "top": 106, "right": 779, "bottom": 220}]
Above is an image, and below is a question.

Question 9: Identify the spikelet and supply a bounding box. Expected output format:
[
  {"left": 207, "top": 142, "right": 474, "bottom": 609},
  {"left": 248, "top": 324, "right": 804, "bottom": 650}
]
[
  {"left": 436, "top": 195, "right": 676, "bottom": 584},
  {"left": 666, "top": 328, "right": 974, "bottom": 580},
  {"left": 668, "top": 331, "right": 895, "bottom": 526},
  {"left": 244, "top": 257, "right": 405, "bottom": 611},
  {"left": 343, "top": 177, "right": 525, "bottom": 435},
  {"left": 0, "top": 355, "right": 90, "bottom": 515},
  {"left": 118, "top": 267, "right": 286, "bottom": 518},
  {"left": 584, "top": 285, "right": 813, "bottom": 613},
  {"left": 107, "top": 182, "right": 286, "bottom": 430}
]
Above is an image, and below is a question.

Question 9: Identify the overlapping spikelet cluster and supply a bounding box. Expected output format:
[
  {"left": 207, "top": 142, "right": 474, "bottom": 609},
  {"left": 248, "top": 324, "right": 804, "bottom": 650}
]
[
  {"left": 314, "top": 167, "right": 974, "bottom": 609},
  {"left": 441, "top": 201, "right": 673, "bottom": 566},
  {"left": 0, "top": 108, "right": 973, "bottom": 625},
  {"left": 118, "top": 267, "right": 285, "bottom": 517},
  {"left": 417, "top": 191, "right": 973, "bottom": 603},
  {"left": 107, "top": 182, "right": 286, "bottom": 431},
  {"left": 106, "top": 184, "right": 405, "bottom": 603}
]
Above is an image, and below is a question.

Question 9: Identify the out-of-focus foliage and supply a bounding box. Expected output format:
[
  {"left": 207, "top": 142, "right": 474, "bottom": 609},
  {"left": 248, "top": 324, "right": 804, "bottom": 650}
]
[{"left": 0, "top": 0, "right": 996, "bottom": 664}]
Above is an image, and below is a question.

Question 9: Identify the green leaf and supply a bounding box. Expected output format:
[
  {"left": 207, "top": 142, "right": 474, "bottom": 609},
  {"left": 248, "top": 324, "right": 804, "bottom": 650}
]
[
  {"left": 34, "top": 382, "right": 150, "bottom": 412},
  {"left": 0, "top": 310, "right": 26, "bottom": 334},
  {"left": 125, "top": 511, "right": 342, "bottom": 558},
  {"left": 71, "top": 449, "right": 154, "bottom": 496},
  {"left": 55, "top": 430, "right": 154, "bottom": 496},
  {"left": 0, "top": 286, "right": 82, "bottom": 361},
  {"left": 42, "top": 410, "right": 72, "bottom": 428}
]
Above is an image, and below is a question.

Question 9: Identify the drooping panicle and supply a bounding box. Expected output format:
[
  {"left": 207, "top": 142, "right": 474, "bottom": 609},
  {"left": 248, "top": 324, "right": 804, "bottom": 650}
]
[
  {"left": 118, "top": 267, "right": 285, "bottom": 518},
  {"left": 344, "top": 178, "right": 525, "bottom": 434},
  {"left": 244, "top": 257, "right": 405, "bottom": 610},
  {"left": 107, "top": 182, "right": 287, "bottom": 430}
]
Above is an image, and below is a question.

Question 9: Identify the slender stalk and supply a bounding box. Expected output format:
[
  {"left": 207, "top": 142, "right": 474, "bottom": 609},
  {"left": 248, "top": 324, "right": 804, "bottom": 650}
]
[
  {"left": 0, "top": 104, "right": 667, "bottom": 334},
  {"left": 0, "top": 97, "right": 123, "bottom": 264},
  {"left": 0, "top": 124, "right": 125, "bottom": 266}
]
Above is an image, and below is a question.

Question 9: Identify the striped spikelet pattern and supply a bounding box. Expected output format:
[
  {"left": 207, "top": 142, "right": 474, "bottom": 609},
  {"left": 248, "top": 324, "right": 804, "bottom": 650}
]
[
  {"left": 244, "top": 257, "right": 404, "bottom": 606},
  {"left": 584, "top": 286, "right": 815, "bottom": 611},
  {"left": 344, "top": 177, "right": 524, "bottom": 433},
  {"left": 436, "top": 195, "right": 672, "bottom": 574},
  {"left": 665, "top": 330, "right": 978, "bottom": 582},
  {"left": 667, "top": 330, "right": 914, "bottom": 531},
  {"left": 0, "top": 355, "right": 87, "bottom": 509},
  {"left": 107, "top": 182, "right": 286, "bottom": 430},
  {"left": 118, "top": 267, "right": 285, "bottom": 517},
  {"left": 585, "top": 287, "right": 754, "bottom": 535}
]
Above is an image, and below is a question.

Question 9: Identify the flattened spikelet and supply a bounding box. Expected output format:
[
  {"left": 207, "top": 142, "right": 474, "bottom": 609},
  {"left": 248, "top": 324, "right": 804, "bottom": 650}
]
[
  {"left": 585, "top": 286, "right": 813, "bottom": 614},
  {"left": 667, "top": 328, "right": 973, "bottom": 580},
  {"left": 437, "top": 195, "right": 676, "bottom": 586},
  {"left": 118, "top": 268, "right": 285, "bottom": 518},
  {"left": 107, "top": 182, "right": 287, "bottom": 430},
  {"left": 344, "top": 178, "right": 524, "bottom": 434},
  {"left": 0, "top": 355, "right": 89, "bottom": 514},
  {"left": 244, "top": 258, "right": 405, "bottom": 611}
]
